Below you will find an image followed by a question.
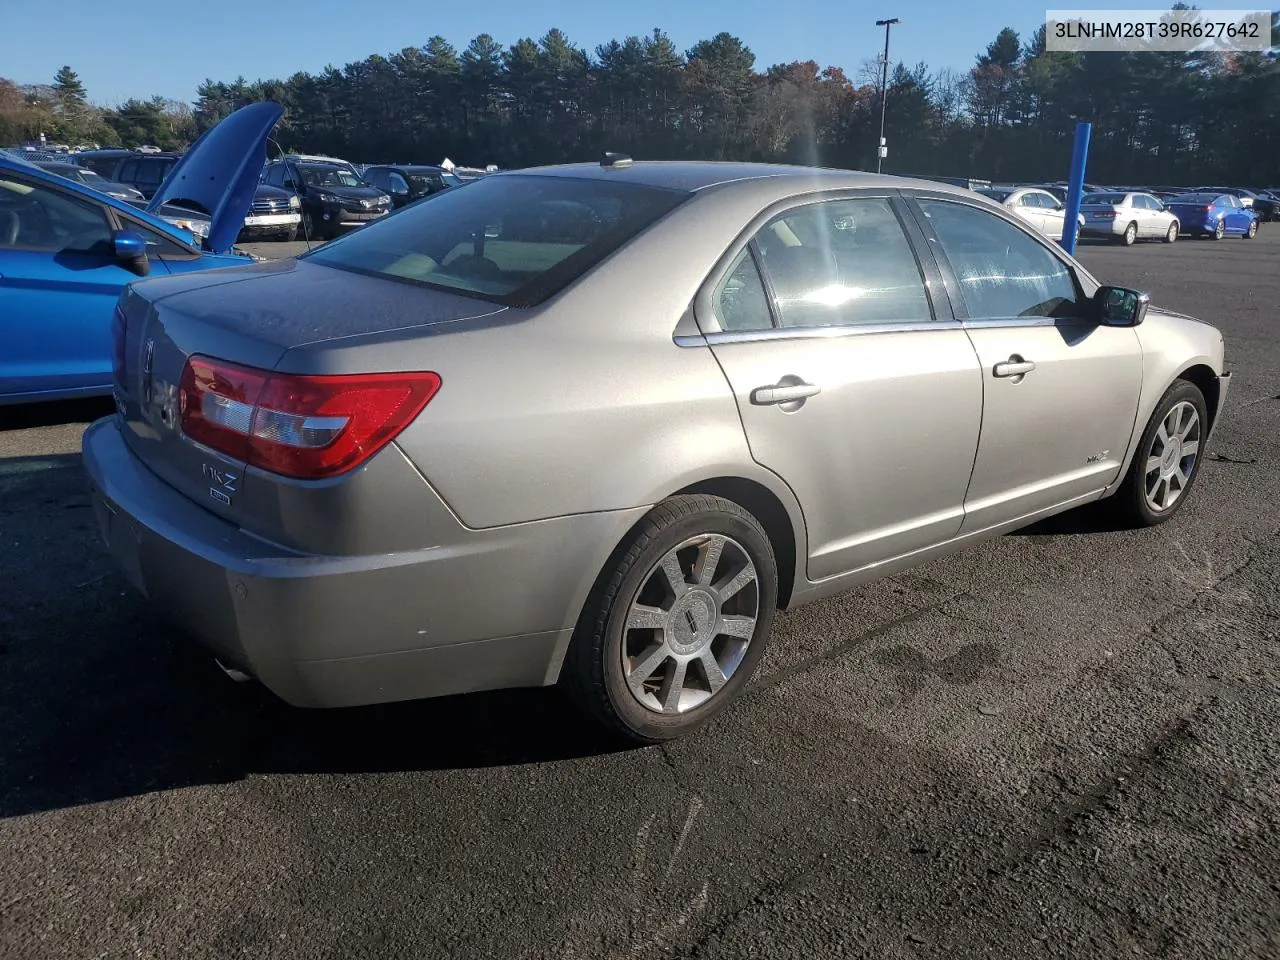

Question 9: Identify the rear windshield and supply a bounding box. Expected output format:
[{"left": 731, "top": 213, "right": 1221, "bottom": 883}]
[
  {"left": 977, "top": 188, "right": 1012, "bottom": 202},
  {"left": 1082, "top": 193, "right": 1127, "bottom": 204},
  {"left": 1170, "top": 193, "right": 1218, "bottom": 203},
  {"left": 305, "top": 174, "right": 689, "bottom": 306}
]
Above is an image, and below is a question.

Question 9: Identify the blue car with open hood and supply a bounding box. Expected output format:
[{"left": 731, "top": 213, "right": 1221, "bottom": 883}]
[{"left": 0, "top": 101, "right": 284, "bottom": 405}]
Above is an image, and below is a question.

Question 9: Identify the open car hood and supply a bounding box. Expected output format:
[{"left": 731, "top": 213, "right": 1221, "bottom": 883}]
[{"left": 145, "top": 101, "right": 283, "bottom": 254}]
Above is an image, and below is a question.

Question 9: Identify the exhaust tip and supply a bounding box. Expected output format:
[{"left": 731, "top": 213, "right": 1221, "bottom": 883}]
[{"left": 215, "top": 658, "right": 253, "bottom": 683}]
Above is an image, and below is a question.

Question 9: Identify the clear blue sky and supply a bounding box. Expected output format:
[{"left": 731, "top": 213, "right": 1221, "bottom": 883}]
[{"left": 4, "top": 0, "right": 1261, "bottom": 104}]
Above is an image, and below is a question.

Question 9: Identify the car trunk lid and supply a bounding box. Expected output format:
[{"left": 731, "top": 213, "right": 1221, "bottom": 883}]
[{"left": 112, "top": 259, "right": 506, "bottom": 528}]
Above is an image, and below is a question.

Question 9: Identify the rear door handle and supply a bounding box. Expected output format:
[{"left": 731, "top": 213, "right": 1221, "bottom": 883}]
[
  {"left": 993, "top": 359, "right": 1036, "bottom": 378},
  {"left": 751, "top": 381, "right": 821, "bottom": 405}
]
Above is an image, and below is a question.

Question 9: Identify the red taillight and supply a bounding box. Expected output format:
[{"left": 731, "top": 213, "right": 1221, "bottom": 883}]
[
  {"left": 1203, "top": 205, "right": 1213, "bottom": 212},
  {"left": 178, "top": 356, "right": 441, "bottom": 480},
  {"left": 111, "top": 307, "right": 127, "bottom": 384},
  {"left": 1096, "top": 211, "right": 1117, "bottom": 219}
]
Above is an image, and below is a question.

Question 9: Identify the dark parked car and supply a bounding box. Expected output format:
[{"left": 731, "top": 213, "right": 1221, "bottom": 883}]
[
  {"left": 262, "top": 158, "right": 392, "bottom": 238},
  {"left": 238, "top": 183, "right": 302, "bottom": 241},
  {"left": 33, "top": 161, "right": 145, "bottom": 203},
  {"left": 106, "top": 152, "right": 184, "bottom": 200},
  {"left": 71, "top": 148, "right": 136, "bottom": 178},
  {"left": 362, "top": 164, "right": 463, "bottom": 208}
]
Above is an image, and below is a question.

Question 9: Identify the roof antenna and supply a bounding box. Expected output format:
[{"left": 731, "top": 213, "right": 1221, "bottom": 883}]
[{"left": 268, "top": 136, "right": 312, "bottom": 253}]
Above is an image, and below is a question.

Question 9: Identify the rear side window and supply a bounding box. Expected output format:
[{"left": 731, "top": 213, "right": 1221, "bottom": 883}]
[
  {"left": 306, "top": 175, "right": 689, "bottom": 306},
  {"left": 917, "top": 199, "right": 1080, "bottom": 320},
  {"left": 752, "top": 197, "right": 933, "bottom": 328}
]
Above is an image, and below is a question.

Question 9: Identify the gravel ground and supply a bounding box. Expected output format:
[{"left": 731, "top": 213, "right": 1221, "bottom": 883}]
[{"left": 1, "top": 231, "right": 1277, "bottom": 960}]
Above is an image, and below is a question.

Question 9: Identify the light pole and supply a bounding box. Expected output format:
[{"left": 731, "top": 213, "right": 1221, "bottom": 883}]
[{"left": 875, "top": 17, "right": 899, "bottom": 174}]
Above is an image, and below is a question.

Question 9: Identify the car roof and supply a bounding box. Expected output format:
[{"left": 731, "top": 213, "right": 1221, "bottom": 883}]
[
  {"left": 0, "top": 152, "right": 199, "bottom": 244},
  {"left": 494, "top": 160, "right": 978, "bottom": 197}
]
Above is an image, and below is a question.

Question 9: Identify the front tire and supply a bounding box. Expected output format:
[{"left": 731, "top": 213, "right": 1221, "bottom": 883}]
[
  {"left": 1165, "top": 221, "right": 1178, "bottom": 243},
  {"left": 1244, "top": 219, "right": 1258, "bottom": 239},
  {"left": 278, "top": 226, "right": 298, "bottom": 242},
  {"left": 1111, "top": 380, "right": 1208, "bottom": 527},
  {"left": 561, "top": 494, "right": 778, "bottom": 743}
]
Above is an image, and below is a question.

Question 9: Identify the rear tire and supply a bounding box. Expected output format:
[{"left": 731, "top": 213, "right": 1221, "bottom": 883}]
[
  {"left": 561, "top": 494, "right": 778, "bottom": 743},
  {"left": 1121, "top": 221, "right": 1137, "bottom": 245},
  {"left": 1109, "top": 380, "right": 1208, "bottom": 527},
  {"left": 1212, "top": 219, "right": 1226, "bottom": 240},
  {"left": 1164, "top": 221, "right": 1178, "bottom": 243}
]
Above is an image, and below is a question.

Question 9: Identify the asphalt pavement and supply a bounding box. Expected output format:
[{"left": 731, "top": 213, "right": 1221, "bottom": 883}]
[{"left": 2, "top": 231, "right": 1278, "bottom": 959}]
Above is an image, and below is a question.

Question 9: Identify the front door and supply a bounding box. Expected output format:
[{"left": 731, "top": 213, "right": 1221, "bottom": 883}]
[
  {"left": 910, "top": 196, "right": 1143, "bottom": 533},
  {"left": 697, "top": 195, "right": 984, "bottom": 580},
  {"left": 0, "top": 172, "right": 166, "bottom": 400}
]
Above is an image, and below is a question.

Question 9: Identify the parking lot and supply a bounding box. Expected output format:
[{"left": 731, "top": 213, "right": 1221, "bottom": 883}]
[{"left": 2, "top": 232, "right": 1277, "bottom": 958}]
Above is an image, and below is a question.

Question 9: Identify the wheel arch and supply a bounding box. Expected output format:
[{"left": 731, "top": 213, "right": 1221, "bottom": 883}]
[
  {"left": 674, "top": 476, "right": 802, "bottom": 610},
  {"left": 1175, "top": 362, "right": 1221, "bottom": 432}
]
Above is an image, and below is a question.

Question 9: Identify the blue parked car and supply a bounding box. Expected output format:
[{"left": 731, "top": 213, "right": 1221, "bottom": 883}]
[
  {"left": 1165, "top": 192, "right": 1261, "bottom": 240},
  {"left": 0, "top": 101, "right": 284, "bottom": 405}
]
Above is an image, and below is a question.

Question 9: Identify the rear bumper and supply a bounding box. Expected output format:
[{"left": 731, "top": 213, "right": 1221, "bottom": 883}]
[
  {"left": 82, "top": 417, "right": 644, "bottom": 708},
  {"left": 1080, "top": 218, "right": 1127, "bottom": 237}
]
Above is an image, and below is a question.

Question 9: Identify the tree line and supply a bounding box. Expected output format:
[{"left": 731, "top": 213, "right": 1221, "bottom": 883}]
[{"left": 3, "top": 18, "right": 1278, "bottom": 186}]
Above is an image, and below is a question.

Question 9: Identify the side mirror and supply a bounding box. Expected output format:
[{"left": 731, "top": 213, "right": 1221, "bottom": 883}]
[
  {"left": 1095, "top": 285, "right": 1149, "bottom": 326},
  {"left": 113, "top": 230, "right": 150, "bottom": 277}
]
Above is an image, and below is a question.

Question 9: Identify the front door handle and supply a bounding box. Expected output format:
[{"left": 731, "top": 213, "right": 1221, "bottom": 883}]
[
  {"left": 993, "top": 358, "right": 1036, "bottom": 378},
  {"left": 751, "top": 381, "right": 821, "bottom": 405}
]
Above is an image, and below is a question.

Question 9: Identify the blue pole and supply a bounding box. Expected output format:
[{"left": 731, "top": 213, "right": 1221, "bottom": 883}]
[{"left": 1060, "top": 122, "right": 1091, "bottom": 254}]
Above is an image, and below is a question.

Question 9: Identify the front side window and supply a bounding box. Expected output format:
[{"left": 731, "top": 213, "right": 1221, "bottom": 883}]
[
  {"left": 752, "top": 197, "right": 933, "bottom": 328},
  {"left": 0, "top": 175, "right": 113, "bottom": 253},
  {"left": 917, "top": 198, "right": 1080, "bottom": 320},
  {"left": 305, "top": 174, "right": 689, "bottom": 306},
  {"left": 388, "top": 172, "right": 410, "bottom": 193}
]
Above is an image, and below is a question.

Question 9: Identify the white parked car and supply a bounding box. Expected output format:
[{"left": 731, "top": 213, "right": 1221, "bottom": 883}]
[
  {"left": 977, "top": 186, "right": 1084, "bottom": 242},
  {"left": 1079, "top": 191, "right": 1180, "bottom": 245}
]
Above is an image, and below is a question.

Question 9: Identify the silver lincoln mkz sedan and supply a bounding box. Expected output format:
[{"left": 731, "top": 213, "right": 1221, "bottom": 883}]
[{"left": 85, "top": 159, "right": 1230, "bottom": 742}]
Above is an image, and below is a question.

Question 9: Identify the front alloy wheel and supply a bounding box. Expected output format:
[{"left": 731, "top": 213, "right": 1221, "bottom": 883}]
[
  {"left": 1245, "top": 220, "right": 1258, "bottom": 239},
  {"left": 1165, "top": 221, "right": 1178, "bottom": 243},
  {"left": 1112, "top": 380, "right": 1208, "bottom": 526}
]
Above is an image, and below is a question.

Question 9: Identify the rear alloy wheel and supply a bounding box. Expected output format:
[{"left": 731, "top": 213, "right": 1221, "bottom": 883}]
[
  {"left": 1111, "top": 380, "right": 1207, "bottom": 527},
  {"left": 1244, "top": 219, "right": 1258, "bottom": 239},
  {"left": 1165, "top": 221, "right": 1178, "bottom": 243},
  {"left": 1121, "top": 221, "right": 1138, "bottom": 245},
  {"left": 1213, "top": 218, "right": 1226, "bottom": 240},
  {"left": 562, "top": 494, "right": 778, "bottom": 742}
]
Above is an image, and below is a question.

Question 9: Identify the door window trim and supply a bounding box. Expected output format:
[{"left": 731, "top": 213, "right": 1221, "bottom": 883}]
[
  {"left": 899, "top": 191, "right": 1100, "bottom": 328},
  {"left": 688, "top": 188, "right": 958, "bottom": 345}
]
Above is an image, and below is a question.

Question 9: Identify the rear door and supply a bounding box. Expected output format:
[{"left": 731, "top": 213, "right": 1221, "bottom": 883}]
[
  {"left": 907, "top": 194, "right": 1143, "bottom": 532},
  {"left": 0, "top": 170, "right": 169, "bottom": 400},
  {"left": 696, "top": 193, "right": 984, "bottom": 580}
]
